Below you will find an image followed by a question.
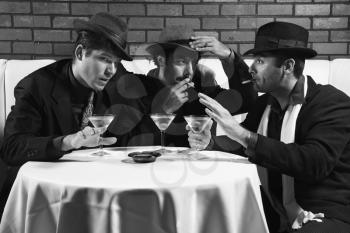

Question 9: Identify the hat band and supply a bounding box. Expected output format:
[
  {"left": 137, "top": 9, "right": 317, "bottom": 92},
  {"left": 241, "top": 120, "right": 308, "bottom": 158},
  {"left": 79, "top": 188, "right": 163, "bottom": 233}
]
[
  {"left": 95, "top": 23, "right": 127, "bottom": 49},
  {"left": 256, "top": 36, "right": 307, "bottom": 49}
]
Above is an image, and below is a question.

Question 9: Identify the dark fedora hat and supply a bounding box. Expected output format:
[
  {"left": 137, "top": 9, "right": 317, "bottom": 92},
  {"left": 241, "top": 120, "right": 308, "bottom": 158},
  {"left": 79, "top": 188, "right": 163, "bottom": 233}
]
[
  {"left": 244, "top": 22, "right": 317, "bottom": 58},
  {"left": 73, "top": 12, "right": 132, "bottom": 61},
  {"left": 146, "top": 25, "right": 197, "bottom": 56}
]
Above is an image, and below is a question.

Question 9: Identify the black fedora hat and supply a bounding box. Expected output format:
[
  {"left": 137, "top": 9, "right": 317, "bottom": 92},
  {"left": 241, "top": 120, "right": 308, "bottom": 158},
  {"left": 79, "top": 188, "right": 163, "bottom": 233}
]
[
  {"left": 73, "top": 12, "right": 132, "bottom": 61},
  {"left": 244, "top": 22, "right": 317, "bottom": 58},
  {"left": 146, "top": 25, "right": 197, "bottom": 56}
]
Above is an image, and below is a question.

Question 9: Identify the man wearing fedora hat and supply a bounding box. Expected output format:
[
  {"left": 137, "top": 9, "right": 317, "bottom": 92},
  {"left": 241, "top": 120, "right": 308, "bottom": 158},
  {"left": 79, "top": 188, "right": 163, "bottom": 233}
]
[
  {"left": 192, "top": 22, "right": 350, "bottom": 232},
  {"left": 146, "top": 25, "right": 257, "bottom": 148},
  {"left": 0, "top": 12, "right": 164, "bottom": 218}
]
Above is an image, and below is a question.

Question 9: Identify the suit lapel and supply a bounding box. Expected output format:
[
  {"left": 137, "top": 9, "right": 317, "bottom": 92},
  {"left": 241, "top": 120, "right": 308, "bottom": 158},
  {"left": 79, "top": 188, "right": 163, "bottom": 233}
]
[{"left": 51, "top": 63, "right": 76, "bottom": 135}]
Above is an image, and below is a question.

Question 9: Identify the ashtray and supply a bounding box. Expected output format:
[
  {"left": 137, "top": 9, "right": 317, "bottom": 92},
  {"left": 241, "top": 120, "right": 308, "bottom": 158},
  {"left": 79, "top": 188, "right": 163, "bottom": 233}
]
[
  {"left": 128, "top": 151, "right": 160, "bottom": 163},
  {"left": 128, "top": 151, "right": 161, "bottom": 158}
]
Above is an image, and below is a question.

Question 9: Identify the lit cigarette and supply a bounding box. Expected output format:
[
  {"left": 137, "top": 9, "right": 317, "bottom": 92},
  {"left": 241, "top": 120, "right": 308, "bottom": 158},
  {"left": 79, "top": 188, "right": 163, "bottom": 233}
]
[{"left": 242, "top": 80, "right": 252, "bottom": 84}]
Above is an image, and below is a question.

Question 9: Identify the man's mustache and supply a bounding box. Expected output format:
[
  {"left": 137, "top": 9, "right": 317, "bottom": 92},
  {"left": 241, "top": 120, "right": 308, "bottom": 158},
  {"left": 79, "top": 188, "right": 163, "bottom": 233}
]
[{"left": 175, "top": 74, "right": 191, "bottom": 82}]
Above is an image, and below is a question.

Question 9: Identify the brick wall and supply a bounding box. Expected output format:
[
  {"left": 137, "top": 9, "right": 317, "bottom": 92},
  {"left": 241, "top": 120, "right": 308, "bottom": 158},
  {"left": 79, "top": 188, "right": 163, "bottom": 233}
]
[{"left": 0, "top": 0, "right": 349, "bottom": 60}]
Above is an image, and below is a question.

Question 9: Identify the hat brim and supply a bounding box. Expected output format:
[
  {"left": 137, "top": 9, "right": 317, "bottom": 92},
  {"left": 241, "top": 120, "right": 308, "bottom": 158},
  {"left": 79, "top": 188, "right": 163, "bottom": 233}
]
[
  {"left": 73, "top": 19, "right": 132, "bottom": 61},
  {"left": 146, "top": 42, "right": 197, "bottom": 56},
  {"left": 243, "top": 47, "right": 317, "bottom": 59}
]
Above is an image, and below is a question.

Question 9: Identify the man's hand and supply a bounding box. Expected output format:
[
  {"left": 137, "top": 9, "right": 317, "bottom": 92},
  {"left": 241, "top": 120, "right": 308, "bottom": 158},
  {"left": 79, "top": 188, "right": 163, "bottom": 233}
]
[
  {"left": 190, "top": 36, "right": 232, "bottom": 59},
  {"left": 162, "top": 78, "right": 194, "bottom": 114},
  {"left": 187, "top": 119, "right": 213, "bottom": 150},
  {"left": 61, "top": 126, "right": 117, "bottom": 151},
  {"left": 198, "top": 93, "right": 250, "bottom": 147}
]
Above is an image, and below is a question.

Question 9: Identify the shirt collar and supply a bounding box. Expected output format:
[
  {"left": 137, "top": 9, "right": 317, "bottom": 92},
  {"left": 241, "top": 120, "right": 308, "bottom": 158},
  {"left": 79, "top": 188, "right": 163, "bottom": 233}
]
[{"left": 289, "top": 75, "right": 305, "bottom": 105}]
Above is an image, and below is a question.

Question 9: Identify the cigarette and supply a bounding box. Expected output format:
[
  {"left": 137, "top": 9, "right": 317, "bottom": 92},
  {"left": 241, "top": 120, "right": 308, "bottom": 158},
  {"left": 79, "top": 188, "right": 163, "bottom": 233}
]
[
  {"left": 241, "top": 80, "right": 252, "bottom": 84},
  {"left": 187, "top": 82, "right": 195, "bottom": 88}
]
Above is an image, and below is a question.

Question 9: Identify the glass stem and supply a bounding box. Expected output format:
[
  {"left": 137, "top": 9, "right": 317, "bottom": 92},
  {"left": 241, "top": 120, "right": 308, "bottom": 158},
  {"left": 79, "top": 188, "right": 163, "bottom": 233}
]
[
  {"left": 100, "top": 144, "right": 103, "bottom": 155},
  {"left": 160, "top": 130, "right": 164, "bottom": 149}
]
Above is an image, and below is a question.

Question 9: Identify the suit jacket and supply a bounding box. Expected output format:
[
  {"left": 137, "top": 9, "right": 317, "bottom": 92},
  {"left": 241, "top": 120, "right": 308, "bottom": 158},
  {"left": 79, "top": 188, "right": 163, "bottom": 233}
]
[
  {"left": 213, "top": 76, "right": 350, "bottom": 226},
  {"left": 0, "top": 59, "right": 163, "bottom": 165}
]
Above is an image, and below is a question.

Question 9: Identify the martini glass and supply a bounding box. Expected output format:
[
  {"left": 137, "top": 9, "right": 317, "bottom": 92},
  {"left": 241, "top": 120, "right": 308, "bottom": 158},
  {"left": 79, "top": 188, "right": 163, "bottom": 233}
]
[
  {"left": 184, "top": 115, "right": 211, "bottom": 152},
  {"left": 88, "top": 114, "right": 115, "bottom": 156},
  {"left": 150, "top": 113, "right": 176, "bottom": 154}
]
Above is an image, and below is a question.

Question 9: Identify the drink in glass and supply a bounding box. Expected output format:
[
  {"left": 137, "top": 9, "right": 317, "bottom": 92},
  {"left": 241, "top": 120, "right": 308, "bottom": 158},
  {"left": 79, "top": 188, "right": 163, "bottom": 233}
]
[
  {"left": 184, "top": 115, "right": 211, "bottom": 134},
  {"left": 88, "top": 114, "right": 115, "bottom": 156},
  {"left": 150, "top": 113, "right": 176, "bottom": 154},
  {"left": 184, "top": 115, "right": 211, "bottom": 151}
]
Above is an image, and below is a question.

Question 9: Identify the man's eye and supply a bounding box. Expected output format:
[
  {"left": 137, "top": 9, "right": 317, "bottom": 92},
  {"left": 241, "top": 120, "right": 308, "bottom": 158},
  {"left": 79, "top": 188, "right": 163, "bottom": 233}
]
[
  {"left": 100, "top": 57, "right": 112, "bottom": 63},
  {"left": 174, "top": 59, "right": 186, "bottom": 65},
  {"left": 256, "top": 58, "right": 263, "bottom": 64}
]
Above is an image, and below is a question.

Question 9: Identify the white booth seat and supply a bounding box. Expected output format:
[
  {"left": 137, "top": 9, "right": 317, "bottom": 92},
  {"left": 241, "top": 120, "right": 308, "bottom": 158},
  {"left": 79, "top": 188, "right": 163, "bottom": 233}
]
[
  {"left": 330, "top": 59, "right": 350, "bottom": 96},
  {"left": 1, "top": 58, "right": 350, "bottom": 142}
]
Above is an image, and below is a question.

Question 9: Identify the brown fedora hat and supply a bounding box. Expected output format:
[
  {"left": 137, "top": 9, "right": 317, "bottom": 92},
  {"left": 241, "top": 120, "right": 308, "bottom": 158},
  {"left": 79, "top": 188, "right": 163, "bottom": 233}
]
[
  {"left": 146, "top": 25, "right": 197, "bottom": 56},
  {"left": 73, "top": 12, "right": 132, "bottom": 61},
  {"left": 244, "top": 22, "right": 317, "bottom": 58}
]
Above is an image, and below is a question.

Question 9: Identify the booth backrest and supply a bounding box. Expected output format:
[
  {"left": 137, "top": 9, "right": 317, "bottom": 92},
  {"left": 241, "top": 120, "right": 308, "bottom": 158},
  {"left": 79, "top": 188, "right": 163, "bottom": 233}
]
[
  {"left": 1, "top": 58, "right": 350, "bottom": 142},
  {"left": 329, "top": 59, "right": 350, "bottom": 95}
]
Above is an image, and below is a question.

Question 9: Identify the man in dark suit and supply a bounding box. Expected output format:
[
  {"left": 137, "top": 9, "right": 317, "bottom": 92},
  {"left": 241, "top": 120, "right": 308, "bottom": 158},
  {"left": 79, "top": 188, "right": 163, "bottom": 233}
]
[
  {"left": 0, "top": 12, "right": 163, "bottom": 219},
  {"left": 146, "top": 25, "right": 257, "bottom": 148},
  {"left": 193, "top": 22, "right": 350, "bottom": 233}
]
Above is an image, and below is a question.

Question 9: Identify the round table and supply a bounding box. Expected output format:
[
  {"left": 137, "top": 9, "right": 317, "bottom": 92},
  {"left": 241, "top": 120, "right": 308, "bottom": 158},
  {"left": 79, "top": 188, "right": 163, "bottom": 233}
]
[{"left": 0, "top": 146, "right": 268, "bottom": 233}]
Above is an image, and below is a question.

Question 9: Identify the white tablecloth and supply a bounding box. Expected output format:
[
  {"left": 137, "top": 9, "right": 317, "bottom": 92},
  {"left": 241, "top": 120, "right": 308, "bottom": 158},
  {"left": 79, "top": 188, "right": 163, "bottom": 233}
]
[{"left": 0, "top": 146, "right": 268, "bottom": 233}]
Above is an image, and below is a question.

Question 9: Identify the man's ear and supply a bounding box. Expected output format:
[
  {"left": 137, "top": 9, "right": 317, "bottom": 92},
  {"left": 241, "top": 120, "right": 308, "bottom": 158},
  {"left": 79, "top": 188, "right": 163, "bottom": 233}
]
[
  {"left": 156, "top": 55, "right": 165, "bottom": 67},
  {"left": 75, "top": 44, "right": 84, "bottom": 61},
  {"left": 283, "top": 58, "right": 295, "bottom": 74}
]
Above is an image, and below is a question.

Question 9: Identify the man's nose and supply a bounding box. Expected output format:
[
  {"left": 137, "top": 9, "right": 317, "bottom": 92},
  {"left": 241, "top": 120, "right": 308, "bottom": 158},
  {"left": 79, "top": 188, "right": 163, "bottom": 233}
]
[
  {"left": 106, "top": 63, "right": 117, "bottom": 76},
  {"left": 185, "top": 61, "right": 194, "bottom": 75},
  {"left": 249, "top": 64, "right": 255, "bottom": 75}
]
